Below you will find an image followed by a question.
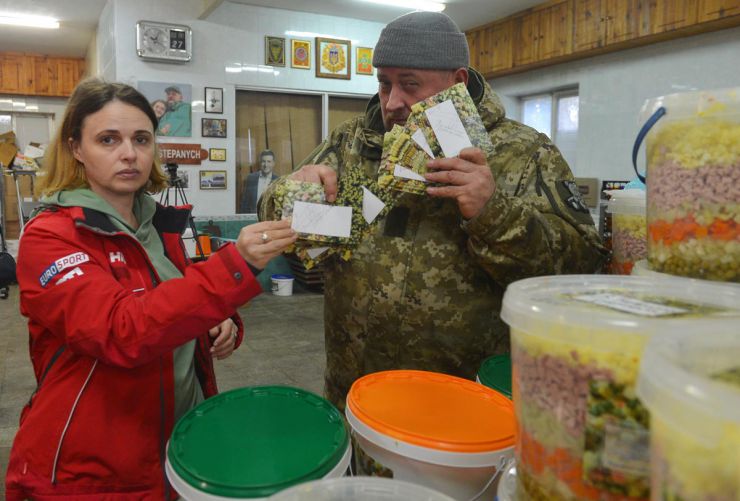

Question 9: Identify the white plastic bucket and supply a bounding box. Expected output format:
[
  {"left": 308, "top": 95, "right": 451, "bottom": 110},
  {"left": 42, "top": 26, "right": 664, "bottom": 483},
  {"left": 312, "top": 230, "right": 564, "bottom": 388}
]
[
  {"left": 167, "top": 445, "right": 350, "bottom": 501},
  {"left": 166, "top": 386, "right": 351, "bottom": 500},
  {"left": 267, "top": 476, "right": 455, "bottom": 500},
  {"left": 271, "top": 274, "right": 294, "bottom": 296},
  {"left": 346, "top": 370, "right": 515, "bottom": 501}
]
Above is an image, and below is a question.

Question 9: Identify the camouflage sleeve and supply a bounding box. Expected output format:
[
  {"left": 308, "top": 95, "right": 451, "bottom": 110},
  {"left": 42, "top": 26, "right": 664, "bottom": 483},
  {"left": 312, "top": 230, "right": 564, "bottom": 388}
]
[
  {"left": 463, "top": 135, "right": 607, "bottom": 285},
  {"left": 257, "top": 128, "right": 346, "bottom": 222}
]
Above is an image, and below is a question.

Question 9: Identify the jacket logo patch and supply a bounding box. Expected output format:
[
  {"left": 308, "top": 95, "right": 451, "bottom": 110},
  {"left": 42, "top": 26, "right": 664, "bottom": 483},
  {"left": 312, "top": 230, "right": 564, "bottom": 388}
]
[
  {"left": 57, "top": 267, "right": 84, "bottom": 285},
  {"left": 39, "top": 252, "right": 90, "bottom": 287},
  {"left": 559, "top": 180, "right": 590, "bottom": 214},
  {"left": 109, "top": 251, "right": 127, "bottom": 264}
]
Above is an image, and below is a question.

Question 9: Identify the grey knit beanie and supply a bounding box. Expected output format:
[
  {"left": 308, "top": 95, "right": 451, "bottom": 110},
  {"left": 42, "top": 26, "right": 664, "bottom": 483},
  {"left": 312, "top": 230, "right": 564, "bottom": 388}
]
[{"left": 372, "top": 11, "right": 469, "bottom": 70}]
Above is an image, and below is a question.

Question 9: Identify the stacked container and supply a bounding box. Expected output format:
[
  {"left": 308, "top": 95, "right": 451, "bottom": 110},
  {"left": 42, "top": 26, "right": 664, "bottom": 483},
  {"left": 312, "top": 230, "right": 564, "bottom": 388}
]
[
  {"left": 501, "top": 275, "right": 740, "bottom": 501},
  {"left": 637, "top": 87, "right": 740, "bottom": 282},
  {"left": 637, "top": 329, "right": 739, "bottom": 501},
  {"left": 606, "top": 188, "right": 647, "bottom": 275}
]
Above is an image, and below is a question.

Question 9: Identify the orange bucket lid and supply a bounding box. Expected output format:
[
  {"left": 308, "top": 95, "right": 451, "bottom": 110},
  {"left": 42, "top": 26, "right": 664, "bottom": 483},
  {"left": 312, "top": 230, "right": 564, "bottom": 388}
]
[{"left": 346, "top": 370, "right": 515, "bottom": 453}]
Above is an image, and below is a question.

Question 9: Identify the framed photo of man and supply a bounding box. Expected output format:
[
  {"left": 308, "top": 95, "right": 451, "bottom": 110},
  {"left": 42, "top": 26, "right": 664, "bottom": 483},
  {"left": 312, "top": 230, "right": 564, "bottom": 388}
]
[
  {"left": 316, "top": 37, "right": 351, "bottom": 80},
  {"left": 204, "top": 87, "right": 223, "bottom": 114}
]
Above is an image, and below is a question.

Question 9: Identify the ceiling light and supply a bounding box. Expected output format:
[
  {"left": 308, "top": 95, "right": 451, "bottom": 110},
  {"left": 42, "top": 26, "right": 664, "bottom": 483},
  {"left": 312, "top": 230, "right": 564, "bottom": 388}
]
[
  {"left": 0, "top": 13, "right": 59, "bottom": 29},
  {"left": 360, "top": 0, "right": 445, "bottom": 12}
]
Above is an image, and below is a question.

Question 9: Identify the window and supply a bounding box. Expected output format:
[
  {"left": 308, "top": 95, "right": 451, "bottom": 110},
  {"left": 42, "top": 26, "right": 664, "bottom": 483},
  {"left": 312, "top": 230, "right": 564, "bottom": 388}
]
[{"left": 521, "top": 90, "right": 579, "bottom": 169}]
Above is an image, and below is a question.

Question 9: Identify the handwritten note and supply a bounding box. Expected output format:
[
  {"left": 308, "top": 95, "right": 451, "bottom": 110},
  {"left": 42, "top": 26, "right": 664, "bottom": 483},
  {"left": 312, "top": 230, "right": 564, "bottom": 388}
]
[
  {"left": 425, "top": 99, "right": 472, "bottom": 157},
  {"left": 291, "top": 201, "right": 352, "bottom": 238},
  {"left": 393, "top": 164, "right": 427, "bottom": 182},
  {"left": 362, "top": 186, "right": 385, "bottom": 224}
]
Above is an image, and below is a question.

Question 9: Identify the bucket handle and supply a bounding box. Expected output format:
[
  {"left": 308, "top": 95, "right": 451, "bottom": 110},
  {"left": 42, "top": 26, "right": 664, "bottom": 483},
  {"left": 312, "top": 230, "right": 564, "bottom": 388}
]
[
  {"left": 632, "top": 106, "right": 666, "bottom": 183},
  {"left": 467, "top": 455, "right": 510, "bottom": 501}
]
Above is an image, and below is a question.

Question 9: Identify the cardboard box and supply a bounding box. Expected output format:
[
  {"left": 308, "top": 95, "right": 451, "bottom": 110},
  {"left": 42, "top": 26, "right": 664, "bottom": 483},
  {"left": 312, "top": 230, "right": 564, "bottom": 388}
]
[{"left": 575, "top": 177, "right": 599, "bottom": 208}]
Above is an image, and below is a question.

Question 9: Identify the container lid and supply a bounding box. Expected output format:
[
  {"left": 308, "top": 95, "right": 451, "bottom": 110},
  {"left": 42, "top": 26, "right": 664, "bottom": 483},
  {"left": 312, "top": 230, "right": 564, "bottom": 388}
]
[
  {"left": 637, "top": 329, "right": 740, "bottom": 427},
  {"left": 271, "top": 274, "right": 294, "bottom": 280},
  {"left": 346, "top": 370, "right": 515, "bottom": 453},
  {"left": 605, "top": 188, "right": 646, "bottom": 215},
  {"left": 477, "top": 355, "right": 512, "bottom": 399},
  {"left": 268, "top": 476, "right": 456, "bottom": 501},
  {"left": 167, "top": 386, "right": 348, "bottom": 498},
  {"left": 501, "top": 275, "right": 740, "bottom": 344},
  {"left": 639, "top": 86, "right": 740, "bottom": 122}
]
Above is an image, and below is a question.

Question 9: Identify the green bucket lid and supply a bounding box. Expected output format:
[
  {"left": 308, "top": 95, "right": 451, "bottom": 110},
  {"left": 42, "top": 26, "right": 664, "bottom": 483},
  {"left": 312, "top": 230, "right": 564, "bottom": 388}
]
[
  {"left": 167, "top": 386, "right": 348, "bottom": 498},
  {"left": 477, "top": 354, "right": 512, "bottom": 399}
]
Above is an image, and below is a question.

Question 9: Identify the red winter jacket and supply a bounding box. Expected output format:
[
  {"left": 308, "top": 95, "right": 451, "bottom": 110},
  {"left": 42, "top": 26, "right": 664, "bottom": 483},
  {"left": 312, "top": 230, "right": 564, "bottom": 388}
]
[{"left": 5, "top": 204, "right": 262, "bottom": 500}]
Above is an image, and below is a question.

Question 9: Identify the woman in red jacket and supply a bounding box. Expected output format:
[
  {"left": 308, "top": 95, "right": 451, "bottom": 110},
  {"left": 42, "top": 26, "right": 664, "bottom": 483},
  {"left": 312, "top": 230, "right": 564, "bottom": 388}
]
[{"left": 5, "top": 79, "right": 297, "bottom": 500}]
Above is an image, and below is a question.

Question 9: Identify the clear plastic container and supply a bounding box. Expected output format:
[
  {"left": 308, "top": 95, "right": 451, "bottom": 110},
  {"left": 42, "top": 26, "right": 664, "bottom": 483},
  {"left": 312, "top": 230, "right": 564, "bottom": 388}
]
[
  {"left": 632, "top": 259, "right": 740, "bottom": 291},
  {"left": 606, "top": 189, "right": 647, "bottom": 275},
  {"left": 268, "top": 477, "right": 455, "bottom": 501},
  {"left": 500, "top": 275, "right": 740, "bottom": 501},
  {"left": 639, "top": 87, "right": 740, "bottom": 282},
  {"left": 637, "top": 329, "right": 740, "bottom": 501}
]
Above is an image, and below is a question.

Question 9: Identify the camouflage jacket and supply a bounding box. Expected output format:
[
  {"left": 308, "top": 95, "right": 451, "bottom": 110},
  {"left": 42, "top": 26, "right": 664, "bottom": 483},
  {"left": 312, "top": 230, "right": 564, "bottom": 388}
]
[{"left": 260, "top": 69, "right": 606, "bottom": 409}]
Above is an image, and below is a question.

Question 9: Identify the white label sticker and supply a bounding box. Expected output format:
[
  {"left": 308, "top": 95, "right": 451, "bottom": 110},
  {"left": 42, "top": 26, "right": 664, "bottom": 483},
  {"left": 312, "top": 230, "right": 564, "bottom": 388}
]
[
  {"left": 411, "top": 128, "right": 434, "bottom": 158},
  {"left": 425, "top": 99, "right": 472, "bottom": 157},
  {"left": 572, "top": 293, "right": 688, "bottom": 317},
  {"left": 291, "top": 201, "right": 352, "bottom": 238},
  {"left": 393, "top": 164, "right": 427, "bottom": 182},
  {"left": 361, "top": 186, "right": 385, "bottom": 224}
]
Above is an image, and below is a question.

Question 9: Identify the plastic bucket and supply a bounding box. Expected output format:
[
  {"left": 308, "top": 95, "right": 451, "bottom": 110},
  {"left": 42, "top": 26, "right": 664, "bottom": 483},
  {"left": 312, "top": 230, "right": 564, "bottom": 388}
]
[
  {"left": 166, "top": 386, "right": 350, "bottom": 500},
  {"left": 633, "top": 87, "right": 740, "bottom": 282},
  {"left": 606, "top": 188, "right": 647, "bottom": 275},
  {"left": 496, "top": 459, "right": 517, "bottom": 501},
  {"left": 500, "top": 275, "right": 740, "bottom": 501},
  {"left": 637, "top": 328, "right": 740, "bottom": 501},
  {"left": 346, "top": 370, "right": 515, "bottom": 500},
  {"left": 476, "top": 354, "right": 512, "bottom": 399},
  {"left": 271, "top": 274, "right": 294, "bottom": 296},
  {"left": 268, "top": 476, "right": 456, "bottom": 500}
]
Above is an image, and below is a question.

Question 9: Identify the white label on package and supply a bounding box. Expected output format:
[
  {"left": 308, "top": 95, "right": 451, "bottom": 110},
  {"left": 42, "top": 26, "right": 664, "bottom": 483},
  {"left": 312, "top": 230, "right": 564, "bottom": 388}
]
[
  {"left": 425, "top": 99, "right": 472, "bottom": 157},
  {"left": 572, "top": 293, "right": 688, "bottom": 317},
  {"left": 291, "top": 201, "right": 352, "bottom": 238},
  {"left": 361, "top": 186, "right": 385, "bottom": 224},
  {"left": 306, "top": 246, "right": 330, "bottom": 259},
  {"left": 411, "top": 128, "right": 434, "bottom": 158},
  {"left": 393, "top": 164, "right": 427, "bottom": 182}
]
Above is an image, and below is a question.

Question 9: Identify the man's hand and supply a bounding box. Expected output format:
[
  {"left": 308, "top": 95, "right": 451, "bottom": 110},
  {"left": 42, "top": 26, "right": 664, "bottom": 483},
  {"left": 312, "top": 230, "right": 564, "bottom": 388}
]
[
  {"left": 424, "top": 147, "right": 495, "bottom": 220},
  {"left": 288, "top": 164, "right": 337, "bottom": 203},
  {"left": 209, "top": 318, "right": 237, "bottom": 360}
]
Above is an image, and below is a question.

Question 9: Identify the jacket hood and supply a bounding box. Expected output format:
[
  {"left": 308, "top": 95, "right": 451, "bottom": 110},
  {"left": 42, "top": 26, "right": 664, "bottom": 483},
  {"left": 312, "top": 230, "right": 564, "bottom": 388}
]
[{"left": 363, "top": 68, "right": 506, "bottom": 134}]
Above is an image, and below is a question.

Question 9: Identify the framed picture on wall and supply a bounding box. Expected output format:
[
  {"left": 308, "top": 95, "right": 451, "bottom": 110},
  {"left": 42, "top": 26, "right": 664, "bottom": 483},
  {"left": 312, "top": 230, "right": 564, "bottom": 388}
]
[
  {"left": 265, "top": 36, "right": 286, "bottom": 67},
  {"left": 209, "top": 148, "right": 226, "bottom": 161},
  {"left": 291, "top": 39, "right": 311, "bottom": 69},
  {"left": 356, "top": 47, "right": 373, "bottom": 75},
  {"left": 205, "top": 87, "right": 223, "bottom": 113},
  {"left": 202, "top": 118, "right": 227, "bottom": 138},
  {"left": 316, "top": 37, "right": 351, "bottom": 79},
  {"left": 200, "top": 170, "right": 227, "bottom": 190}
]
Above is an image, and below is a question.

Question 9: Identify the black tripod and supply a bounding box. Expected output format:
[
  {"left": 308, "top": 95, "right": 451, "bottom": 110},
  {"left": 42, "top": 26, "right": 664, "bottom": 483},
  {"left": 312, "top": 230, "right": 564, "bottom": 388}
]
[{"left": 159, "top": 163, "right": 204, "bottom": 258}]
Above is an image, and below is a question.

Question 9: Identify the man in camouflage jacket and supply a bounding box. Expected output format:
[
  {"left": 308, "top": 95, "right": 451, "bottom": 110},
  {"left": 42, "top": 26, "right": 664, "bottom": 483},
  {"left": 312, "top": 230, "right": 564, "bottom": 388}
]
[{"left": 259, "top": 12, "right": 606, "bottom": 410}]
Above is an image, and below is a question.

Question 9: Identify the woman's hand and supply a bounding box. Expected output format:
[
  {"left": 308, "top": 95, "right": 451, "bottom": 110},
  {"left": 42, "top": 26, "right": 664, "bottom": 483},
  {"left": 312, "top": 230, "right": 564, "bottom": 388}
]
[
  {"left": 209, "top": 318, "right": 237, "bottom": 360},
  {"left": 235, "top": 219, "right": 297, "bottom": 269}
]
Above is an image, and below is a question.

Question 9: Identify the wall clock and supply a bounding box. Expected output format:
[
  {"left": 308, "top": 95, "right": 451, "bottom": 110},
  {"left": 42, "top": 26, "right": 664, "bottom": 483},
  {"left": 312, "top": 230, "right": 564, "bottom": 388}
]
[{"left": 136, "top": 20, "right": 192, "bottom": 63}]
